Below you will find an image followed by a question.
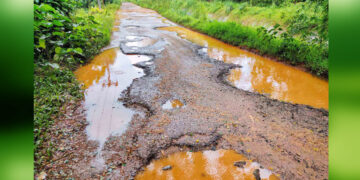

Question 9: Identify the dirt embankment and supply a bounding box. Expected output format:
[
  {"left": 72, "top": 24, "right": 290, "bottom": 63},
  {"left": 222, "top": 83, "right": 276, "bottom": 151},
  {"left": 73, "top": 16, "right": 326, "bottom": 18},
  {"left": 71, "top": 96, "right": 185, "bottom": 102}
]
[{"left": 38, "top": 3, "right": 328, "bottom": 180}]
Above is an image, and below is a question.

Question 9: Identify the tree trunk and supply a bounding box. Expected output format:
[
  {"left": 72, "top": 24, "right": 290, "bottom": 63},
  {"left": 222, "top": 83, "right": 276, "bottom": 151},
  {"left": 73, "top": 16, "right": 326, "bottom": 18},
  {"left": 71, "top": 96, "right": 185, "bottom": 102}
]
[{"left": 98, "top": 0, "right": 101, "bottom": 9}]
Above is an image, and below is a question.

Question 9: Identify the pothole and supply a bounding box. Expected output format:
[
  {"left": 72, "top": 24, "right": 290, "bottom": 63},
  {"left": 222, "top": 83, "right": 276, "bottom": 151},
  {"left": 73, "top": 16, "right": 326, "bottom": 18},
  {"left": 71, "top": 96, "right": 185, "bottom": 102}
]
[
  {"left": 75, "top": 48, "right": 146, "bottom": 144},
  {"left": 127, "top": 54, "right": 153, "bottom": 64},
  {"left": 126, "top": 35, "right": 140, "bottom": 41},
  {"left": 135, "top": 149, "right": 280, "bottom": 180},
  {"left": 74, "top": 48, "right": 147, "bottom": 167},
  {"left": 201, "top": 47, "right": 208, "bottom": 53},
  {"left": 227, "top": 67, "right": 253, "bottom": 92},
  {"left": 159, "top": 26, "right": 328, "bottom": 109},
  {"left": 125, "top": 37, "right": 156, "bottom": 47},
  {"left": 145, "top": 61, "right": 153, "bottom": 65},
  {"left": 162, "top": 99, "right": 184, "bottom": 110}
]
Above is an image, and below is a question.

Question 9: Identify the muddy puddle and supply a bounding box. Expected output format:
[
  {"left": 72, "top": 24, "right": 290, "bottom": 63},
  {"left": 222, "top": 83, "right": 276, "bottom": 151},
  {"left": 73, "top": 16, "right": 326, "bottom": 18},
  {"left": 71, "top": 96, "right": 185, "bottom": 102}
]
[
  {"left": 135, "top": 149, "right": 279, "bottom": 180},
  {"left": 127, "top": 54, "right": 153, "bottom": 64},
  {"left": 162, "top": 99, "right": 184, "bottom": 110},
  {"left": 75, "top": 48, "right": 151, "bottom": 147},
  {"left": 158, "top": 26, "right": 328, "bottom": 109}
]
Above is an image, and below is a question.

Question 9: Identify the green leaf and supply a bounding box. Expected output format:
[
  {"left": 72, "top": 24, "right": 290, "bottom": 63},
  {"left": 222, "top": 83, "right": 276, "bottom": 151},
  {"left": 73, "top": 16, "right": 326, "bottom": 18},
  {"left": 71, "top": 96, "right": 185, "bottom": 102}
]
[
  {"left": 66, "top": 48, "right": 74, "bottom": 53},
  {"left": 62, "top": 16, "right": 71, "bottom": 22},
  {"left": 52, "top": 31, "right": 64, "bottom": 37},
  {"left": 34, "top": 4, "right": 39, "bottom": 11},
  {"left": 88, "top": 16, "right": 95, "bottom": 21},
  {"left": 74, "top": 48, "right": 83, "bottom": 55},
  {"left": 55, "top": 47, "right": 62, "bottom": 54},
  {"left": 39, "top": 4, "right": 55, "bottom": 13},
  {"left": 38, "top": 39, "right": 46, "bottom": 49},
  {"left": 53, "top": 54, "right": 60, "bottom": 61},
  {"left": 53, "top": 20, "right": 64, "bottom": 26},
  {"left": 273, "top": 23, "right": 280, "bottom": 29},
  {"left": 40, "top": 21, "right": 53, "bottom": 28},
  {"left": 39, "top": 35, "right": 47, "bottom": 39}
]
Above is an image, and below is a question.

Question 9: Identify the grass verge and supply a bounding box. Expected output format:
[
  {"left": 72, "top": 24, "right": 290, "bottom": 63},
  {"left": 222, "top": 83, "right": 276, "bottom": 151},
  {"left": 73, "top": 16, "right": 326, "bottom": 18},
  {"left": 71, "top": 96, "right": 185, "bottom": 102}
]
[
  {"left": 127, "top": 0, "right": 328, "bottom": 77},
  {"left": 34, "top": 3, "right": 119, "bottom": 173}
]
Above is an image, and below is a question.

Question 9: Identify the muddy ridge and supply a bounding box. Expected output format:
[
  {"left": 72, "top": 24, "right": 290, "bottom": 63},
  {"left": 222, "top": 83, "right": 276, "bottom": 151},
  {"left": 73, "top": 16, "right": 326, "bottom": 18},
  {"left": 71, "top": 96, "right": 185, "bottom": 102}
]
[{"left": 39, "top": 3, "right": 328, "bottom": 180}]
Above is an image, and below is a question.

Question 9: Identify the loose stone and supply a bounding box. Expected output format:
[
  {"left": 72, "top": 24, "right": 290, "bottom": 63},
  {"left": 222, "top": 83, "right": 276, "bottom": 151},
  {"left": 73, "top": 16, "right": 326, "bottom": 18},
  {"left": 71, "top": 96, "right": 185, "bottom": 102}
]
[{"left": 162, "top": 165, "right": 172, "bottom": 171}]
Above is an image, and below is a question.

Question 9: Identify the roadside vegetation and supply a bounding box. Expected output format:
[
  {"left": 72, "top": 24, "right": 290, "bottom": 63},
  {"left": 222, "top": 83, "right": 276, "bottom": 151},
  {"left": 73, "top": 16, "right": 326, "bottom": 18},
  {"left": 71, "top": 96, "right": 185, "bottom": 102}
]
[
  {"left": 34, "top": 0, "right": 119, "bottom": 172},
  {"left": 34, "top": 0, "right": 328, "bottom": 174},
  {"left": 128, "top": 0, "right": 328, "bottom": 76}
]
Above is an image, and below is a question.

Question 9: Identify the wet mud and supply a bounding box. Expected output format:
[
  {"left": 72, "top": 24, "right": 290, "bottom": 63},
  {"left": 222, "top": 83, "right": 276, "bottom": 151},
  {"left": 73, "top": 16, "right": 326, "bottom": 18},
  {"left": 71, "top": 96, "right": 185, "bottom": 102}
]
[{"left": 39, "top": 3, "right": 328, "bottom": 180}]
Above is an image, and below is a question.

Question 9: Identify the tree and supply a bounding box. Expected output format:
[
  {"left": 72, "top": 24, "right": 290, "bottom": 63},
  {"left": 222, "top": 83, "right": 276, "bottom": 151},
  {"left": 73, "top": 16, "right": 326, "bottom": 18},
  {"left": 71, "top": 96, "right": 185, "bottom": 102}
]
[{"left": 98, "top": 0, "right": 101, "bottom": 9}]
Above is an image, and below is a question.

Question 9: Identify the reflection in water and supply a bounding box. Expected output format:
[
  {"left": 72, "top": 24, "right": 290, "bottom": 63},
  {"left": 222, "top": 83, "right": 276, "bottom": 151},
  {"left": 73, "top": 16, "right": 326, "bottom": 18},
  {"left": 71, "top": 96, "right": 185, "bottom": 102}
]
[
  {"left": 162, "top": 99, "right": 184, "bottom": 109},
  {"left": 159, "top": 26, "right": 328, "bottom": 109},
  {"left": 127, "top": 54, "right": 153, "bottom": 64},
  {"left": 125, "top": 37, "right": 156, "bottom": 47},
  {"left": 75, "top": 48, "right": 148, "bottom": 146},
  {"left": 76, "top": 49, "right": 117, "bottom": 89},
  {"left": 135, "top": 149, "right": 279, "bottom": 180},
  {"left": 126, "top": 35, "right": 139, "bottom": 40}
]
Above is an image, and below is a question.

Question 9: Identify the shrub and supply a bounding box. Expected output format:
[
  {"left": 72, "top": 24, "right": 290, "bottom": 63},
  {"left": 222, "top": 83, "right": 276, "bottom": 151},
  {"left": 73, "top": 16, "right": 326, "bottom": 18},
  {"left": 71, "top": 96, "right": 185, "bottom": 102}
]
[{"left": 34, "top": 1, "right": 119, "bottom": 172}]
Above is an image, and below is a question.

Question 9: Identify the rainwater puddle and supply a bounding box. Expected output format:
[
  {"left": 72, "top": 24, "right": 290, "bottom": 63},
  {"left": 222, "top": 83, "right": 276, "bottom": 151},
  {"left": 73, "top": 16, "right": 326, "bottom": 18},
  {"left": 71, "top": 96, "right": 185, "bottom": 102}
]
[
  {"left": 125, "top": 25, "right": 140, "bottom": 30},
  {"left": 127, "top": 54, "right": 153, "bottom": 64},
  {"left": 125, "top": 37, "right": 156, "bottom": 47},
  {"left": 159, "top": 26, "right": 328, "bottom": 109},
  {"left": 126, "top": 35, "right": 139, "bottom": 40},
  {"left": 135, "top": 149, "right": 279, "bottom": 180},
  {"left": 162, "top": 99, "right": 184, "bottom": 110},
  {"left": 75, "top": 48, "right": 145, "bottom": 147}
]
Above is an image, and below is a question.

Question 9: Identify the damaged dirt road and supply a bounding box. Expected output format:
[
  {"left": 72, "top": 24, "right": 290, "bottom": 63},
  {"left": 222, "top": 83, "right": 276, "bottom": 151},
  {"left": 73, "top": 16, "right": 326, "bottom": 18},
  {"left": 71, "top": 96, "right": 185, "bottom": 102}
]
[{"left": 41, "top": 3, "right": 328, "bottom": 180}]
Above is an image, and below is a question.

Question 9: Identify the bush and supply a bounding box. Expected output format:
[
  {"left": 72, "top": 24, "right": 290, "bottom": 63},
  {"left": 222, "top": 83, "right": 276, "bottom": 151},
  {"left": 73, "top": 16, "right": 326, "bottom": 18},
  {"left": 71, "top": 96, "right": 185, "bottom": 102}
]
[{"left": 34, "top": 1, "right": 119, "bottom": 172}]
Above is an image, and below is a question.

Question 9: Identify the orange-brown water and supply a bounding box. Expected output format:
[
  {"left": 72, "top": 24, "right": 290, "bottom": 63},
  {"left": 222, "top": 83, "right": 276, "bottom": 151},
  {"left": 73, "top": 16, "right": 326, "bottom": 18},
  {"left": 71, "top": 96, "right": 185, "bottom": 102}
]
[
  {"left": 73, "top": 6, "right": 157, "bottom": 169},
  {"left": 75, "top": 48, "right": 150, "bottom": 145},
  {"left": 135, "top": 149, "right": 279, "bottom": 180},
  {"left": 162, "top": 99, "right": 184, "bottom": 109},
  {"left": 76, "top": 49, "right": 117, "bottom": 89},
  {"left": 159, "top": 26, "right": 328, "bottom": 109},
  {"left": 171, "top": 99, "right": 184, "bottom": 108}
]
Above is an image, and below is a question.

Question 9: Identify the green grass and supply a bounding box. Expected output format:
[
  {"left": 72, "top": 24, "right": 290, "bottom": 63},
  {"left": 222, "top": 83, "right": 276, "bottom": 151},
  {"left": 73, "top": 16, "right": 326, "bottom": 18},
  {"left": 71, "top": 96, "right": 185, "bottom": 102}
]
[
  {"left": 127, "top": 0, "right": 328, "bottom": 76},
  {"left": 34, "top": 3, "right": 119, "bottom": 173}
]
